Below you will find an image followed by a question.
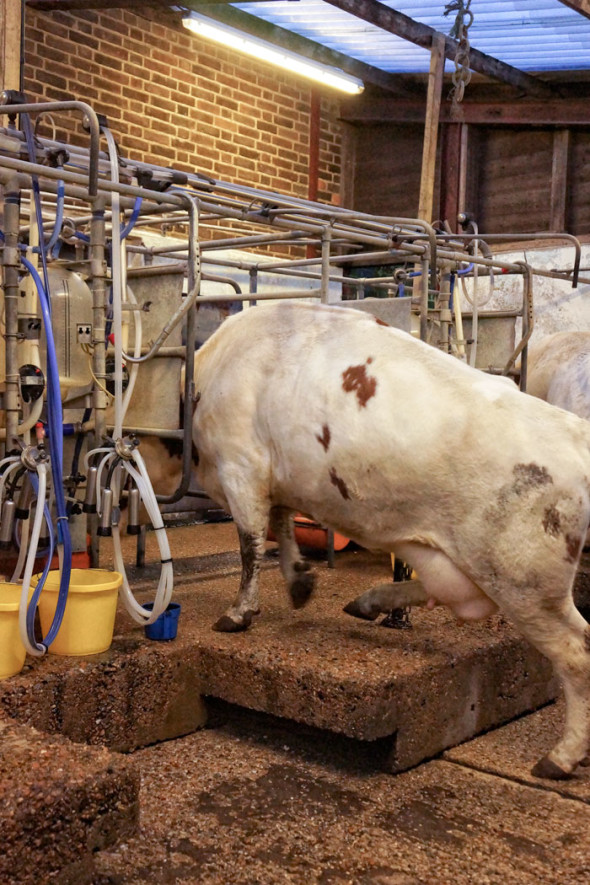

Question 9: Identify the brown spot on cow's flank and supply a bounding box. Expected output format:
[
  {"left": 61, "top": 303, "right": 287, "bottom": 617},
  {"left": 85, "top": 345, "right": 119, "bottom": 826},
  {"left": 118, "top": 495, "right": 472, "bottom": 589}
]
[
  {"left": 316, "top": 424, "right": 331, "bottom": 452},
  {"left": 542, "top": 506, "right": 562, "bottom": 537},
  {"left": 342, "top": 360, "right": 377, "bottom": 408},
  {"left": 329, "top": 467, "right": 350, "bottom": 500},
  {"left": 512, "top": 463, "right": 553, "bottom": 495},
  {"left": 565, "top": 533, "right": 582, "bottom": 562}
]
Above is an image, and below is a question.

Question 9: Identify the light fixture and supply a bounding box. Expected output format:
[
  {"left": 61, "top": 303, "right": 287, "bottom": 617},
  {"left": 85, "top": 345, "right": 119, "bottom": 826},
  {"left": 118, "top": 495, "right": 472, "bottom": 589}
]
[{"left": 181, "top": 11, "right": 364, "bottom": 95}]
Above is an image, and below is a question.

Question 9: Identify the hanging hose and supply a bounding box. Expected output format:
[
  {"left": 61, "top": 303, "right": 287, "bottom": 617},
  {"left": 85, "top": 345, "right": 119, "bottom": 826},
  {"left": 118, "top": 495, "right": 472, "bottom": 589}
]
[
  {"left": 47, "top": 178, "right": 65, "bottom": 258},
  {"left": 111, "top": 448, "right": 174, "bottom": 625},
  {"left": 17, "top": 461, "right": 62, "bottom": 656},
  {"left": 449, "top": 274, "right": 466, "bottom": 359},
  {"left": 92, "top": 127, "right": 173, "bottom": 624},
  {"left": 85, "top": 442, "right": 173, "bottom": 625},
  {"left": 120, "top": 284, "right": 142, "bottom": 424},
  {"left": 19, "top": 256, "right": 72, "bottom": 654},
  {"left": 120, "top": 197, "right": 142, "bottom": 240}
]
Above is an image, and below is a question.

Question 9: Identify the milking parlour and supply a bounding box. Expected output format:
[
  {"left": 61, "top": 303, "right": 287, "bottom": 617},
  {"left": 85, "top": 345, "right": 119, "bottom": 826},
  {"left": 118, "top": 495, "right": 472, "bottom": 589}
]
[{"left": 2, "top": 3, "right": 590, "bottom": 883}]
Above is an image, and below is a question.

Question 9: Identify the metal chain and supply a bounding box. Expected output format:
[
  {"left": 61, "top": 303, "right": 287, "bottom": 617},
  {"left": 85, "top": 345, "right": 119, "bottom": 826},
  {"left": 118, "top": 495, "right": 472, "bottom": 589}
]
[{"left": 444, "top": 0, "right": 473, "bottom": 105}]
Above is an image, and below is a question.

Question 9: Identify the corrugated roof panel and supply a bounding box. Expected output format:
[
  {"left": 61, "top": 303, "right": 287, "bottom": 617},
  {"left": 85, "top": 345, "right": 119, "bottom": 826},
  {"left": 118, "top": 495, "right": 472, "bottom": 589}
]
[{"left": 232, "top": 0, "right": 590, "bottom": 72}]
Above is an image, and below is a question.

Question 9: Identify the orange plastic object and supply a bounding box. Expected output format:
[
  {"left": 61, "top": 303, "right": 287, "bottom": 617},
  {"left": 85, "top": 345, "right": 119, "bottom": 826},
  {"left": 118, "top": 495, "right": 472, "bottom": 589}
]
[{"left": 267, "top": 514, "right": 349, "bottom": 551}]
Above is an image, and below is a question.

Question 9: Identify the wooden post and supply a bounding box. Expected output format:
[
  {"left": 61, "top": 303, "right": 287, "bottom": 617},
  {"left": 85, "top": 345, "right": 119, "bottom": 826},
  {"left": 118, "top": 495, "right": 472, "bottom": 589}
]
[
  {"left": 440, "top": 123, "right": 462, "bottom": 229},
  {"left": 418, "top": 33, "right": 445, "bottom": 223},
  {"left": 0, "top": 0, "right": 22, "bottom": 94},
  {"left": 549, "top": 129, "right": 570, "bottom": 232}
]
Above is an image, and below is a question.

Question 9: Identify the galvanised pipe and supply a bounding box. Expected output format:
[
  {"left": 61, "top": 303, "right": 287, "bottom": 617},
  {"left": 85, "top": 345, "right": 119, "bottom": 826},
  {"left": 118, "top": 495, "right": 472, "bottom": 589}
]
[
  {"left": 1, "top": 175, "right": 23, "bottom": 451},
  {"left": 0, "top": 101, "right": 101, "bottom": 196},
  {"left": 154, "top": 191, "right": 200, "bottom": 507},
  {"left": 89, "top": 197, "right": 108, "bottom": 447},
  {"left": 416, "top": 231, "right": 582, "bottom": 289},
  {"left": 320, "top": 226, "right": 332, "bottom": 304}
]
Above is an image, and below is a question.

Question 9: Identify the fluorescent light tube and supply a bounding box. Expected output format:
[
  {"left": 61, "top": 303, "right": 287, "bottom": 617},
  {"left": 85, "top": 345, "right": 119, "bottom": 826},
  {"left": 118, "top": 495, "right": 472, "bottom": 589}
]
[{"left": 182, "top": 11, "right": 364, "bottom": 95}]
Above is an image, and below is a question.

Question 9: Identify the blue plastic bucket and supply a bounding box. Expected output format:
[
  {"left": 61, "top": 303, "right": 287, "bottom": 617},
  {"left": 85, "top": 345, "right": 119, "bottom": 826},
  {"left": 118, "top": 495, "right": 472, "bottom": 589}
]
[{"left": 142, "top": 602, "right": 181, "bottom": 641}]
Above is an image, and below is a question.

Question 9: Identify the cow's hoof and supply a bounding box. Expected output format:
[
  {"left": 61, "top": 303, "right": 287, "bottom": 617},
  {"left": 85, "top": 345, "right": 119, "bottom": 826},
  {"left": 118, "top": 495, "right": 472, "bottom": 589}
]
[
  {"left": 342, "top": 600, "right": 379, "bottom": 621},
  {"left": 531, "top": 756, "right": 572, "bottom": 780},
  {"left": 289, "top": 563, "right": 316, "bottom": 609},
  {"left": 213, "top": 615, "right": 248, "bottom": 632}
]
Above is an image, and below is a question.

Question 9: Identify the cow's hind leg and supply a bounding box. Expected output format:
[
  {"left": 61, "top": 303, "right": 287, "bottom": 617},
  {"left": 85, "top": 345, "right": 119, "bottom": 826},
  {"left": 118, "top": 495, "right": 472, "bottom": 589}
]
[
  {"left": 213, "top": 525, "right": 266, "bottom": 632},
  {"left": 343, "top": 580, "right": 428, "bottom": 621},
  {"left": 269, "top": 506, "right": 316, "bottom": 609},
  {"left": 501, "top": 595, "right": 590, "bottom": 779}
]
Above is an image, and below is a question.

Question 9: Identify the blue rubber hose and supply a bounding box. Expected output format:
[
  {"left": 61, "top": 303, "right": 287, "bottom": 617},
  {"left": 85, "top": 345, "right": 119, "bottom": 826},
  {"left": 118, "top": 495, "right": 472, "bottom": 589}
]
[{"left": 20, "top": 256, "right": 72, "bottom": 650}]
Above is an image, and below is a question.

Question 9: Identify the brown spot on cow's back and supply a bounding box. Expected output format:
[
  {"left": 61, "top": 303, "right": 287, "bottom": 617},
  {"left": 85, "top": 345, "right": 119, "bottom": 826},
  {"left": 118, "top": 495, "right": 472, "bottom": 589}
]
[
  {"left": 329, "top": 467, "right": 350, "bottom": 500},
  {"left": 316, "top": 424, "right": 331, "bottom": 452},
  {"left": 375, "top": 317, "right": 389, "bottom": 327},
  {"left": 513, "top": 463, "right": 553, "bottom": 494},
  {"left": 342, "top": 360, "right": 377, "bottom": 408}
]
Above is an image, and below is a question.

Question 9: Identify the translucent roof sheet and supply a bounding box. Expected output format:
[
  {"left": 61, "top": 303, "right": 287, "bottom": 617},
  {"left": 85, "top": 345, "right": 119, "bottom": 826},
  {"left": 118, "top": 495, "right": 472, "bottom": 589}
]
[{"left": 232, "top": 1, "right": 590, "bottom": 73}]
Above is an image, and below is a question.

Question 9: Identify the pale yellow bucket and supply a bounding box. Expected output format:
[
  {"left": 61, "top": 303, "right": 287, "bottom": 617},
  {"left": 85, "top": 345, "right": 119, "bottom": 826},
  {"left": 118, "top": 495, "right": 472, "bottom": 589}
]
[
  {"left": 36, "top": 569, "right": 122, "bottom": 656},
  {"left": 0, "top": 582, "right": 29, "bottom": 679}
]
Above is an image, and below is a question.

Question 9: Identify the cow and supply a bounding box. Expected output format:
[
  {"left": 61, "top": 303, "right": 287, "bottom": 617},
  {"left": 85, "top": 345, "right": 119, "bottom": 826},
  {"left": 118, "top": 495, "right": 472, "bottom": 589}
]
[
  {"left": 191, "top": 299, "right": 590, "bottom": 780},
  {"left": 526, "top": 330, "right": 590, "bottom": 420}
]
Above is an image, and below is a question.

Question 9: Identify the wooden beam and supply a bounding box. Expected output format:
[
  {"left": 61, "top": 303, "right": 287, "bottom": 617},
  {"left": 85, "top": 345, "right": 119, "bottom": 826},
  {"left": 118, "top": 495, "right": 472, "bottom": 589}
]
[
  {"left": 1, "top": 0, "right": 22, "bottom": 93},
  {"left": 26, "top": 0, "right": 156, "bottom": 8},
  {"left": 339, "top": 97, "right": 590, "bottom": 126},
  {"left": 419, "top": 34, "right": 445, "bottom": 224},
  {"left": 550, "top": 129, "right": 570, "bottom": 232},
  {"left": 323, "top": 0, "right": 557, "bottom": 98},
  {"left": 558, "top": 1, "right": 590, "bottom": 21}
]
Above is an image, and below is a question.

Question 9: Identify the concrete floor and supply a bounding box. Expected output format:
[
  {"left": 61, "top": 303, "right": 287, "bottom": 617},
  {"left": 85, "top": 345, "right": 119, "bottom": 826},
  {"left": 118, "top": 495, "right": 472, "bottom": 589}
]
[
  {"left": 2, "top": 520, "right": 590, "bottom": 884},
  {"left": 92, "top": 699, "right": 590, "bottom": 885}
]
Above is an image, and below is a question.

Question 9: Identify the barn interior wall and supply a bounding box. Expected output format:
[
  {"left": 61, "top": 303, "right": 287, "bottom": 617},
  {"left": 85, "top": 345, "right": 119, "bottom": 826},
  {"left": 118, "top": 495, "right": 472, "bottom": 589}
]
[
  {"left": 569, "top": 131, "right": 590, "bottom": 233},
  {"left": 342, "top": 122, "right": 437, "bottom": 220},
  {"left": 345, "top": 115, "right": 590, "bottom": 237},
  {"left": 22, "top": 6, "right": 343, "bottom": 211}
]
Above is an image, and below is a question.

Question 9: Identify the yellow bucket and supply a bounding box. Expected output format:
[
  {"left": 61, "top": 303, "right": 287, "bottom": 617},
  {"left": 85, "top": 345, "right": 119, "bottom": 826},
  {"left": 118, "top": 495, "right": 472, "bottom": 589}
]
[
  {"left": 0, "top": 582, "right": 29, "bottom": 679},
  {"left": 36, "top": 568, "right": 122, "bottom": 656}
]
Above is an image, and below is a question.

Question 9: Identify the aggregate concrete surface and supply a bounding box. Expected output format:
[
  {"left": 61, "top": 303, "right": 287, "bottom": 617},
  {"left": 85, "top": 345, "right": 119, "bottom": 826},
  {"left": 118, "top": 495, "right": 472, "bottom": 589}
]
[
  {"left": 2, "top": 521, "right": 590, "bottom": 884},
  {"left": 92, "top": 701, "right": 590, "bottom": 885}
]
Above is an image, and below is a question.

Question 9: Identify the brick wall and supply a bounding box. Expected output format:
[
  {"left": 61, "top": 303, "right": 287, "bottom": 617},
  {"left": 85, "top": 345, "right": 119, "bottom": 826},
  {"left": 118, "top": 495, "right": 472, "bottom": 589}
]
[{"left": 23, "top": 6, "right": 342, "bottom": 206}]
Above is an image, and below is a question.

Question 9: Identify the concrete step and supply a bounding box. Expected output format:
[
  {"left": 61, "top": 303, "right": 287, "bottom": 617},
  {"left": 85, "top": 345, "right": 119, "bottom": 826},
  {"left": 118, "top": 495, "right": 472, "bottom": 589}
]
[
  {"left": 0, "top": 523, "right": 560, "bottom": 772},
  {"left": 0, "top": 717, "right": 139, "bottom": 885}
]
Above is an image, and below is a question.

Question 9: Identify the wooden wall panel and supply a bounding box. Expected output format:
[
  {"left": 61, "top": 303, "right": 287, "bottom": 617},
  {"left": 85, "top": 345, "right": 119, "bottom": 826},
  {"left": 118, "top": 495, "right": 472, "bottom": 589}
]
[
  {"left": 350, "top": 123, "right": 432, "bottom": 218},
  {"left": 475, "top": 129, "right": 554, "bottom": 232},
  {"left": 568, "top": 131, "right": 590, "bottom": 234}
]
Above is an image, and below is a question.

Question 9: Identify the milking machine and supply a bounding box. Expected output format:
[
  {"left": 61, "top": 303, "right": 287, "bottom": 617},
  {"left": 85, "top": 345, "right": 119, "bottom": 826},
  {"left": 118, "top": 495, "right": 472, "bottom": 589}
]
[{"left": 1, "top": 94, "right": 583, "bottom": 657}]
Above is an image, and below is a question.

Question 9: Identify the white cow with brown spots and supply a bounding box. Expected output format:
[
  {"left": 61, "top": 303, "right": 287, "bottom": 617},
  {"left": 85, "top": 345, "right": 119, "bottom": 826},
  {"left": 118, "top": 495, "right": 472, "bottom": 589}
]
[
  {"left": 526, "top": 330, "right": 590, "bottom": 420},
  {"left": 192, "top": 300, "right": 590, "bottom": 780}
]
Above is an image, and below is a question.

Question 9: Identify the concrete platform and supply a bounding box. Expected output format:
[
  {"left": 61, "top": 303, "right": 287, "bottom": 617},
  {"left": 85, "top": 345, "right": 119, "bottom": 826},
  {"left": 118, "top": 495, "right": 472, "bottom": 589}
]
[{"left": 0, "top": 523, "right": 559, "bottom": 771}]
